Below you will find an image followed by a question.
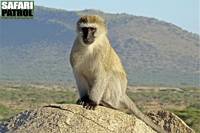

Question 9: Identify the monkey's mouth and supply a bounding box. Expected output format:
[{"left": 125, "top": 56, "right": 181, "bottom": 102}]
[{"left": 83, "top": 38, "right": 94, "bottom": 45}]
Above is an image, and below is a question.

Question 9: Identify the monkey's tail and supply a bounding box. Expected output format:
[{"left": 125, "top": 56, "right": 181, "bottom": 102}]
[{"left": 123, "top": 95, "right": 167, "bottom": 133}]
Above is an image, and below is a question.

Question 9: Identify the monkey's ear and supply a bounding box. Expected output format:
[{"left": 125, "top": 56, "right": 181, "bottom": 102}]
[{"left": 78, "top": 16, "right": 88, "bottom": 24}]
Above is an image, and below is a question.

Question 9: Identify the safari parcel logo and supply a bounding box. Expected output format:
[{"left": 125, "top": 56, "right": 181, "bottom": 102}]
[{"left": 1, "top": 1, "right": 34, "bottom": 19}]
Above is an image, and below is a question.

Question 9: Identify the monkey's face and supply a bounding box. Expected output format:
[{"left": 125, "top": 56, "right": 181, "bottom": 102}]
[
  {"left": 77, "top": 15, "right": 107, "bottom": 45},
  {"left": 81, "top": 27, "right": 97, "bottom": 45}
]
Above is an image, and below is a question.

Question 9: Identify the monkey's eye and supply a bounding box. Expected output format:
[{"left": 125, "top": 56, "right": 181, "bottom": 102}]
[
  {"left": 80, "top": 27, "right": 96, "bottom": 33},
  {"left": 81, "top": 27, "right": 88, "bottom": 32},
  {"left": 89, "top": 27, "right": 96, "bottom": 32}
]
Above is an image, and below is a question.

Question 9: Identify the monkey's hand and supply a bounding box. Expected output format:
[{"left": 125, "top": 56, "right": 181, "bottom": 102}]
[
  {"left": 76, "top": 95, "right": 97, "bottom": 110},
  {"left": 76, "top": 95, "right": 89, "bottom": 105}
]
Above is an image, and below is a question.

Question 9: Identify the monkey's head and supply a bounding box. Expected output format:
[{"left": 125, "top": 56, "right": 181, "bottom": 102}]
[{"left": 76, "top": 15, "right": 107, "bottom": 45}]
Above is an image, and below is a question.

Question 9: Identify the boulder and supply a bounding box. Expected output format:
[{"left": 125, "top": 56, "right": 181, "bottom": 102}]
[{"left": 0, "top": 104, "right": 195, "bottom": 133}]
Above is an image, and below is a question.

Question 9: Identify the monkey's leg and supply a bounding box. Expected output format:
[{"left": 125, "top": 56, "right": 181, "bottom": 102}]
[
  {"left": 100, "top": 75, "right": 125, "bottom": 109},
  {"left": 122, "top": 95, "right": 167, "bottom": 133}
]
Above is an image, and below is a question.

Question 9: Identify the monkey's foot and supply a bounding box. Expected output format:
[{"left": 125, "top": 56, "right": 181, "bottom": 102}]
[
  {"left": 83, "top": 99, "right": 97, "bottom": 110},
  {"left": 76, "top": 95, "right": 97, "bottom": 110}
]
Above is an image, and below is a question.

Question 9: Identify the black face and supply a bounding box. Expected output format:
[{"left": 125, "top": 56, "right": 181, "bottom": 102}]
[{"left": 81, "top": 27, "right": 96, "bottom": 45}]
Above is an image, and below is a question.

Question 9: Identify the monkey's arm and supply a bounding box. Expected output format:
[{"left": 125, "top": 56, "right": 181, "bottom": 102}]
[
  {"left": 89, "top": 68, "right": 108, "bottom": 105},
  {"left": 73, "top": 70, "right": 89, "bottom": 98}
]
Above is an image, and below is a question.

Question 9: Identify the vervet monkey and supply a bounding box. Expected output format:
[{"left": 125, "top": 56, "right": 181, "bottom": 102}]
[{"left": 70, "top": 15, "right": 166, "bottom": 133}]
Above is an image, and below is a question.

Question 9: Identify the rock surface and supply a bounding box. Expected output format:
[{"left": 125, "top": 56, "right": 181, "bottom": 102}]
[{"left": 0, "top": 104, "right": 195, "bottom": 133}]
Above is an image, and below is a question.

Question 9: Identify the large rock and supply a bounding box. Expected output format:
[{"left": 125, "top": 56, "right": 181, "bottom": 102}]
[{"left": 0, "top": 104, "right": 195, "bottom": 133}]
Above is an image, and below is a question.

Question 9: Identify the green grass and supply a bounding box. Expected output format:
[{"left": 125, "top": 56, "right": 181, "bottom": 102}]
[
  {"left": 171, "top": 106, "right": 200, "bottom": 133},
  {"left": 0, "top": 85, "right": 77, "bottom": 105},
  {"left": 128, "top": 89, "right": 200, "bottom": 109},
  {"left": 0, "top": 84, "right": 77, "bottom": 121},
  {"left": 0, "top": 104, "right": 22, "bottom": 121}
]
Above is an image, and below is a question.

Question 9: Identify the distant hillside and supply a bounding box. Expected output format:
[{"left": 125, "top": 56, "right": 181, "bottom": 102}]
[{"left": 0, "top": 6, "right": 199, "bottom": 87}]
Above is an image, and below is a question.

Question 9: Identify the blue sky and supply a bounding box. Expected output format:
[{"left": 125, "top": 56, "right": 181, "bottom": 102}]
[{"left": 35, "top": 0, "right": 199, "bottom": 34}]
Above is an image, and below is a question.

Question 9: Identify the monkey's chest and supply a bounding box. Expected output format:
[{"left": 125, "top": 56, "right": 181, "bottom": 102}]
[
  {"left": 74, "top": 53, "right": 97, "bottom": 78},
  {"left": 78, "top": 58, "right": 96, "bottom": 88}
]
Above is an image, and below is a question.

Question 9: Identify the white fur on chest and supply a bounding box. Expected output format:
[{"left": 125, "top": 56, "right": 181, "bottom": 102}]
[{"left": 74, "top": 44, "right": 96, "bottom": 71}]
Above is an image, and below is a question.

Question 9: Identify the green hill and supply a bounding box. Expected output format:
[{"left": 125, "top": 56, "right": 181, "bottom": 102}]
[{"left": 0, "top": 6, "right": 199, "bottom": 87}]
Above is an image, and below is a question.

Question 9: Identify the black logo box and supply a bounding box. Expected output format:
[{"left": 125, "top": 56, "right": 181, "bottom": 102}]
[{"left": 0, "top": 1, "right": 34, "bottom": 19}]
